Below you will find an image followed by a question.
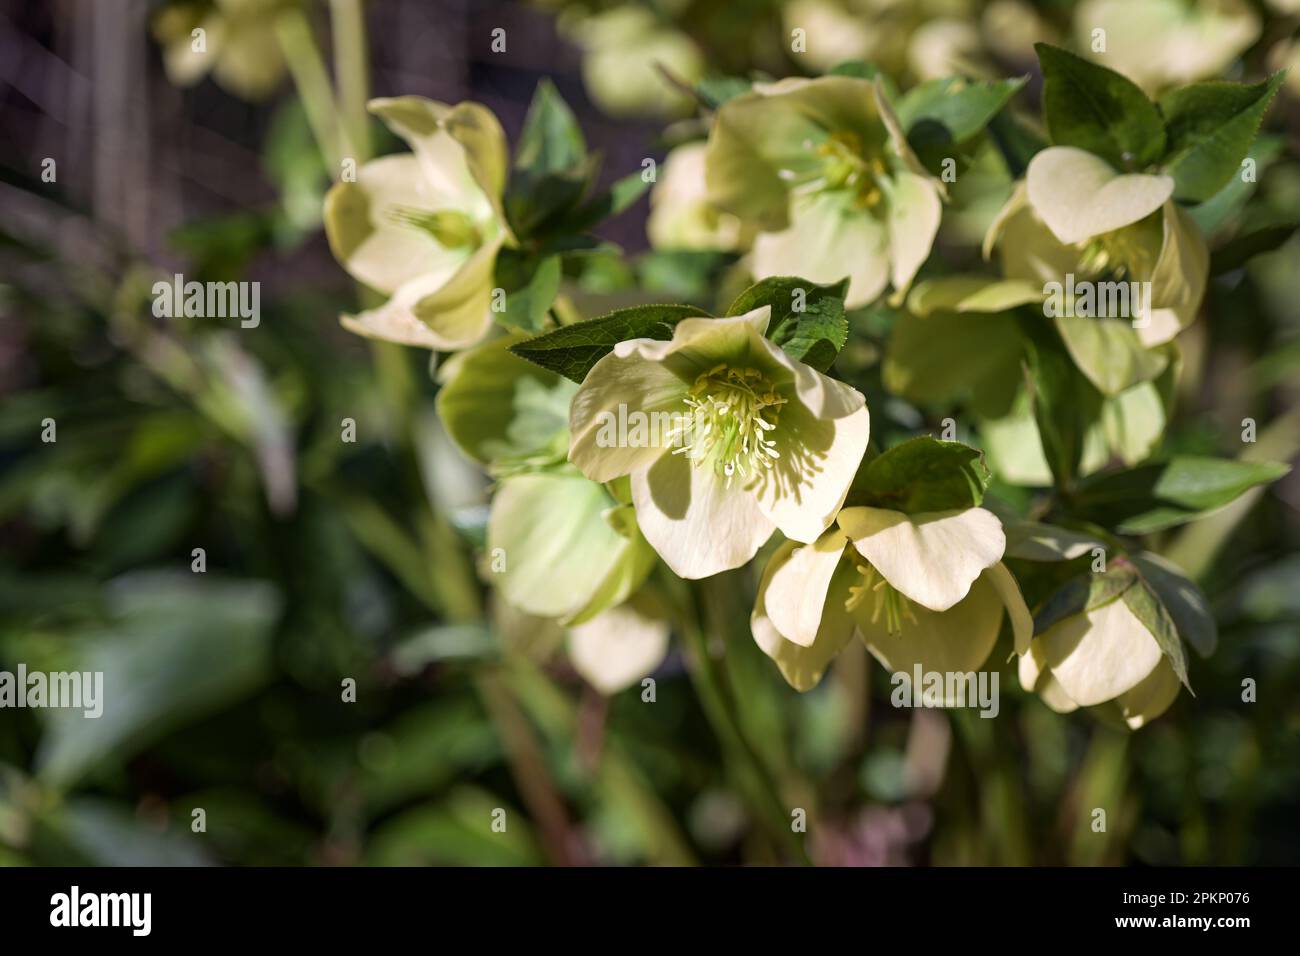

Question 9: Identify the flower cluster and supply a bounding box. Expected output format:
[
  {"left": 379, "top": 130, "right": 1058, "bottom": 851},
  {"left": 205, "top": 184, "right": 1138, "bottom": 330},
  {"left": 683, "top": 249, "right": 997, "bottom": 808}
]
[{"left": 317, "top": 40, "right": 1290, "bottom": 727}]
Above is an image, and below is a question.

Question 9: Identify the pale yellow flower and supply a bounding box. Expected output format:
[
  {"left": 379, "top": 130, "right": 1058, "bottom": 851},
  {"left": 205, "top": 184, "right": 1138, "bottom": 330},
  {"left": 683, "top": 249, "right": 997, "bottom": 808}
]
[
  {"left": 324, "top": 97, "right": 509, "bottom": 350},
  {"left": 752, "top": 506, "right": 1031, "bottom": 691},
  {"left": 567, "top": 308, "right": 871, "bottom": 579}
]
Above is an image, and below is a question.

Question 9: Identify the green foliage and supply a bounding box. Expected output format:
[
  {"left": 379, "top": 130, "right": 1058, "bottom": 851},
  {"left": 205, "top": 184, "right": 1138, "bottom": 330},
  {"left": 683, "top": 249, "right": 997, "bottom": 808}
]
[
  {"left": 1035, "top": 43, "right": 1165, "bottom": 170},
  {"left": 509, "top": 304, "right": 709, "bottom": 383},
  {"left": 492, "top": 250, "right": 562, "bottom": 333},
  {"left": 897, "top": 76, "right": 1026, "bottom": 169},
  {"left": 851, "top": 437, "right": 991, "bottom": 514},
  {"left": 1160, "top": 74, "right": 1285, "bottom": 202},
  {"left": 1071, "top": 457, "right": 1292, "bottom": 534},
  {"left": 727, "top": 276, "right": 850, "bottom": 372}
]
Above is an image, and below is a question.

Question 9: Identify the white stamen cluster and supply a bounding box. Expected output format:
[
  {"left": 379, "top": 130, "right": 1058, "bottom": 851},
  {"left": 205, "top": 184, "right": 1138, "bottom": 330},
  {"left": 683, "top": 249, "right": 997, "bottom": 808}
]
[{"left": 670, "top": 364, "right": 785, "bottom": 485}]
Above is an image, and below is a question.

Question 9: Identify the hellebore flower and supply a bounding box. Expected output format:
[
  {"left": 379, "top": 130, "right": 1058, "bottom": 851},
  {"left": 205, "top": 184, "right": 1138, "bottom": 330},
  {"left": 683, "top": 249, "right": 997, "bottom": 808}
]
[
  {"left": 992, "top": 512, "right": 1207, "bottom": 729},
  {"left": 567, "top": 308, "right": 871, "bottom": 579},
  {"left": 486, "top": 469, "right": 656, "bottom": 626},
  {"left": 648, "top": 144, "right": 752, "bottom": 253},
  {"left": 559, "top": 7, "right": 704, "bottom": 119},
  {"left": 324, "top": 97, "right": 509, "bottom": 350},
  {"left": 153, "top": 0, "right": 290, "bottom": 101},
  {"left": 1017, "top": 597, "right": 1183, "bottom": 730},
  {"left": 1075, "top": 0, "right": 1259, "bottom": 94},
  {"left": 751, "top": 505, "right": 1031, "bottom": 691},
  {"left": 705, "top": 76, "right": 943, "bottom": 308},
  {"left": 985, "top": 146, "right": 1209, "bottom": 356},
  {"left": 567, "top": 593, "right": 671, "bottom": 695}
]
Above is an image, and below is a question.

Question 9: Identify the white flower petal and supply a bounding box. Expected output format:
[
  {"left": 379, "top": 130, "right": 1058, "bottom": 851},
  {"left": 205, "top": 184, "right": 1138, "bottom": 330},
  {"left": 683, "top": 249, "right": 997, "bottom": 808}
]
[
  {"left": 854, "top": 570, "right": 1004, "bottom": 679},
  {"left": 568, "top": 602, "right": 670, "bottom": 695},
  {"left": 752, "top": 541, "right": 857, "bottom": 691},
  {"left": 323, "top": 155, "right": 468, "bottom": 296},
  {"left": 887, "top": 172, "right": 943, "bottom": 297},
  {"left": 567, "top": 352, "right": 689, "bottom": 483},
  {"left": 1040, "top": 596, "right": 1163, "bottom": 706},
  {"left": 764, "top": 528, "right": 850, "bottom": 647},
  {"left": 1113, "top": 657, "right": 1181, "bottom": 729},
  {"left": 1026, "top": 146, "right": 1173, "bottom": 245},
  {"left": 1142, "top": 201, "right": 1209, "bottom": 346},
  {"left": 631, "top": 449, "right": 775, "bottom": 579},
  {"left": 984, "top": 561, "right": 1034, "bottom": 655},
  {"left": 838, "top": 506, "right": 1006, "bottom": 612},
  {"left": 750, "top": 191, "right": 890, "bottom": 309}
]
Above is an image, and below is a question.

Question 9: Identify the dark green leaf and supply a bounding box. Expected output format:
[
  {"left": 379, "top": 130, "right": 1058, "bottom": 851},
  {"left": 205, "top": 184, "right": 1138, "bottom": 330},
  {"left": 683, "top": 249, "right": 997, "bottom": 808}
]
[
  {"left": 1122, "top": 578, "right": 1191, "bottom": 690},
  {"left": 1072, "top": 456, "right": 1291, "bottom": 534},
  {"left": 1132, "top": 553, "right": 1217, "bottom": 658},
  {"left": 1023, "top": 323, "right": 1101, "bottom": 492},
  {"left": 1160, "top": 73, "right": 1284, "bottom": 203},
  {"left": 1033, "top": 564, "right": 1136, "bottom": 635},
  {"left": 509, "top": 304, "right": 710, "bottom": 383},
  {"left": 1209, "top": 221, "right": 1298, "bottom": 276},
  {"left": 851, "top": 436, "right": 991, "bottom": 514},
  {"left": 898, "top": 76, "right": 1027, "bottom": 149},
  {"left": 544, "top": 169, "right": 652, "bottom": 238},
  {"left": 1035, "top": 43, "right": 1165, "bottom": 170},
  {"left": 987, "top": 109, "right": 1048, "bottom": 179},
  {"left": 1189, "top": 135, "right": 1284, "bottom": 235},
  {"left": 727, "top": 276, "right": 849, "bottom": 372},
  {"left": 492, "top": 249, "right": 562, "bottom": 333}
]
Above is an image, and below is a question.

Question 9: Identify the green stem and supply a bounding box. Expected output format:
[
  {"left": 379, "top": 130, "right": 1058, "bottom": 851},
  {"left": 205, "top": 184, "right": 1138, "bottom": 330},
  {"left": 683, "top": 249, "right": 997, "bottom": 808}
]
[
  {"left": 275, "top": 7, "right": 341, "bottom": 172},
  {"left": 677, "top": 579, "right": 809, "bottom": 864},
  {"left": 329, "top": 0, "right": 371, "bottom": 163}
]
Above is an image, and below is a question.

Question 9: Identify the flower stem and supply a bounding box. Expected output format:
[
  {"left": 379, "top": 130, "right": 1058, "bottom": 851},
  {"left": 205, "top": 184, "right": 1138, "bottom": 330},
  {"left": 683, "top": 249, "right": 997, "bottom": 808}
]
[
  {"left": 274, "top": 7, "right": 341, "bottom": 172},
  {"left": 329, "top": 0, "right": 371, "bottom": 164},
  {"left": 677, "top": 578, "right": 810, "bottom": 864}
]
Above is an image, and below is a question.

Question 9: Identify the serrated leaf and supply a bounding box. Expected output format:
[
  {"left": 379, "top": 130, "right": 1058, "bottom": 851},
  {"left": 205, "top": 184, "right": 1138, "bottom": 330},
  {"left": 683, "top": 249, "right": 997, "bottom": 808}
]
[
  {"left": 1033, "top": 564, "right": 1137, "bottom": 635},
  {"left": 507, "top": 81, "right": 596, "bottom": 236},
  {"left": 1189, "top": 135, "right": 1284, "bottom": 236},
  {"left": 508, "top": 304, "right": 709, "bottom": 383},
  {"left": 1072, "top": 456, "right": 1291, "bottom": 534},
  {"left": 1035, "top": 43, "right": 1165, "bottom": 171},
  {"left": 1122, "top": 578, "right": 1191, "bottom": 690},
  {"left": 850, "top": 436, "right": 991, "bottom": 515},
  {"left": 727, "top": 276, "right": 849, "bottom": 372},
  {"left": 1160, "top": 73, "right": 1284, "bottom": 203}
]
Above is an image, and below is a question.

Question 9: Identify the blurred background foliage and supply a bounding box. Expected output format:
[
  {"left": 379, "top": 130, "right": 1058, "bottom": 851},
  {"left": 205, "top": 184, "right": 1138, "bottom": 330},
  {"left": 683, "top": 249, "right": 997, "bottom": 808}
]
[{"left": 1, "top": 0, "right": 1299, "bottom": 866}]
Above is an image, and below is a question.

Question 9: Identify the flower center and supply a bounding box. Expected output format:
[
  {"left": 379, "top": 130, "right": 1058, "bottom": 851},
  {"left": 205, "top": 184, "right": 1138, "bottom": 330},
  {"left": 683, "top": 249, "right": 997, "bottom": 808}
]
[
  {"left": 389, "top": 205, "right": 481, "bottom": 249},
  {"left": 670, "top": 364, "right": 785, "bottom": 484},
  {"left": 1076, "top": 211, "right": 1162, "bottom": 282},
  {"left": 779, "top": 133, "right": 890, "bottom": 211},
  {"left": 815, "top": 133, "right": 890, "bottom": 209},
  {"left": 845, "top": 562, "right": 918, "bottom": 635}
]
